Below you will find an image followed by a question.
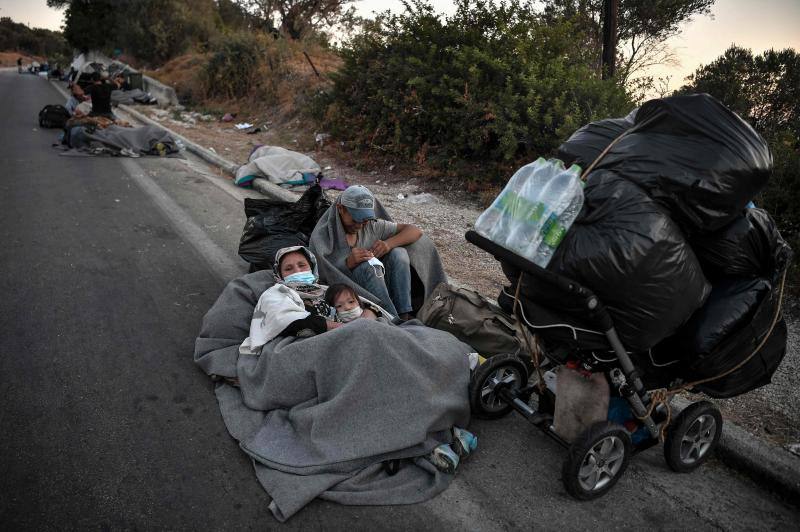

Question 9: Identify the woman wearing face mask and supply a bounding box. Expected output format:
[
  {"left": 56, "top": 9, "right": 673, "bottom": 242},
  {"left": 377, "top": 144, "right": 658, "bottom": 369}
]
[{"left": 238, "top": 246, "right": 341, "bottom": 355}]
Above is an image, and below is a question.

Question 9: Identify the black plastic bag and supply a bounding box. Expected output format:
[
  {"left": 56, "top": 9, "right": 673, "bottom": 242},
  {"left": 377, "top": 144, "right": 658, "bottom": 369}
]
[
  {"left": 238, "top": 184, "right": 331, "bottom": 271},
  {"left": 690, "top": 208, "right": 790, "bottom": 279},
  {"left": 664, "top": 274, "right": 788, "bottom": 399},
  {"left": 694, "top": 318, "right": 787, "bottom": 398},
  {"left": 674, "top": 277, "right": 772, "bottom": 358},
  {"left": 544, "top": 170, "right": 710, "bottom": 351},
  {"left": 557, "top": 109, "right": 637, "bottom": 168},
  {"left": 591, "top": 93, "right": 772, "bottom": 233}
]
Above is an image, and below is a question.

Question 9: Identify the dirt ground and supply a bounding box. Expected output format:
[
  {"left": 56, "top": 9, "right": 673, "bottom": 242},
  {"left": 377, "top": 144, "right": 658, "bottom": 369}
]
[{"left": 133, "top": 103, "right": 799, "bottom": 451}]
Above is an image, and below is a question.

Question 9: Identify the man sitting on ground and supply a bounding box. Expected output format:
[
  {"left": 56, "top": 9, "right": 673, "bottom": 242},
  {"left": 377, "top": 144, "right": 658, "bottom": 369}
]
[
  {"left": 84, "top": 72, "right": 117, "bottom": 118},
  {"left": 310, "top": 185, "right": 447, "bottom": 319}
]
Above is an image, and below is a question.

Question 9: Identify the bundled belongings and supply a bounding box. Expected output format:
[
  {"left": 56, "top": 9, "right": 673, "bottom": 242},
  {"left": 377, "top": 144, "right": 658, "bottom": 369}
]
[
  {"left": 110, "top": 88, "right": 157, "bottom": 106},
  {"left": 479, "top": 93, "right": 789, "bottom": 394},
  {"left": 654, "top": 207, "right": 792, "bottom": 397},
  {"left": 538, "top": 170, "right": 710, "bottom": 352},
  {"left": 194, "top": 270, "right": 471, "bottom": 522},
  {"left": 557, "top": 109, "right": 637, "bottom": 168},
  {"left": 417, "top": 282, "right": 522, "bottom": 357},
  {"left": 61, "top": 124, "right": 178, "bottom": 156},
  {"left": 235, "top": 145, "right": 321, "bottom": 187},
  {"left": 690, "top": 207, "right": 788, "bottom": 280},
  {"left": 38, "top": 104, "right": 71, "bottom": 129},
  {"left": 567, "top": 93, "right": 772, "bottom": 233},
  {"left": 238, "top": 184, "right": 331, "bottom": 271}
]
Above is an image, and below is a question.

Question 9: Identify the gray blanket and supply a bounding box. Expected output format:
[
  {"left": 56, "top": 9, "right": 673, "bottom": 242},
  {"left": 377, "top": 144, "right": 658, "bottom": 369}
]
[
  {"left": 110, "top": 88, "right": 156, "bottom": 105},
  {"left": 194, "top": 271, "right": 471, "bottom": 521},
  {"left": 309, "top": 199, "right": 447, "bottom": 311},
  {"left": 84, "top": 124, "right": 178, "bottom": 155}
]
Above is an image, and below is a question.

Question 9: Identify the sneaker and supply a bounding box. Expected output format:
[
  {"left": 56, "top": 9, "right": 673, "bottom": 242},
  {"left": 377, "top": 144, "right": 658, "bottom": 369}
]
[
  {"left": 451, "top": 427, "right": 478, "bottom": 459},
  {"left": 427, "top": 444, "right": 460, "bottom": 474}
]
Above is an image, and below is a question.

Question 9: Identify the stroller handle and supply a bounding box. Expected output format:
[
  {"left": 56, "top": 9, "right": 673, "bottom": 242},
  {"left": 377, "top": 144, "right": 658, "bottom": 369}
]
[{"left": 465, "top": 230, "right": 613, "bottom": 331}]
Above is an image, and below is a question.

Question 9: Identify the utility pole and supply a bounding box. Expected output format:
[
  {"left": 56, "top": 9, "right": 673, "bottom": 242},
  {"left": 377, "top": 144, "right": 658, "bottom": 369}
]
[{"left": 601, "top": 0, "right": 618, "bottom": 79}]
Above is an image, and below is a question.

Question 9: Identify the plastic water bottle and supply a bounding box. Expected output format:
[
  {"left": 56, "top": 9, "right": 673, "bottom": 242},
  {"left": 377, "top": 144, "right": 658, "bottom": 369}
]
[
  {"left": 531, "top": 166, "right": 583, "bottom": 267},
  {"left": 474, "top": 158, "right": 582, "bottom": 263}
]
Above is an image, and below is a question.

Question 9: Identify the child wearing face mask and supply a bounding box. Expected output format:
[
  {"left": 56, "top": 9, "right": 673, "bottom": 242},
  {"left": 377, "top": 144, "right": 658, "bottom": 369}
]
[{"left": 324, "top": 284, "right": 378, "bottom": 323}]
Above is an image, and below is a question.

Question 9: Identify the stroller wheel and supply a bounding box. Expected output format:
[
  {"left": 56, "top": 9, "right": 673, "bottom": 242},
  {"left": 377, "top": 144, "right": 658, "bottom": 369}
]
[
  {"left": 663, "top": 400, "right": 722, "bottom": 473},
  {"left": 469, "top": 354, "right": 528, "bottom": 419},
  {"left": 562, "top": 421, "right": 632, "bottom": 500}
]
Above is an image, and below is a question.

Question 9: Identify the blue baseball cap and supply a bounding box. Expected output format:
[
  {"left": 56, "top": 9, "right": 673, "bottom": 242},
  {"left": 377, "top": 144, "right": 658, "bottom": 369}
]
[{"left": 339, "top": 185, "right": 376, "bottom": 222}]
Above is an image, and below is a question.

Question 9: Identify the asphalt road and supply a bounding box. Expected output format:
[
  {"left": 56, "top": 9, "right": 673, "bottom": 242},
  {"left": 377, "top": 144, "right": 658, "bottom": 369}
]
[{"left": 1, "top": 71, "right": 798, "bottom": 531}]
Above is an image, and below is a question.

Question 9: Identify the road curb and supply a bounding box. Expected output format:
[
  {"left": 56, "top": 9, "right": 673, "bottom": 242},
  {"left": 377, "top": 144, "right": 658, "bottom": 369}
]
[
  {"left": 116, "top": 103, "right": 298, "bottom": 203},
  {"left": 673, "top": 396, "right": 800, "bottom": 503},
  {"left": 48, "top": 78, "right": 800, "bottom": 502}
]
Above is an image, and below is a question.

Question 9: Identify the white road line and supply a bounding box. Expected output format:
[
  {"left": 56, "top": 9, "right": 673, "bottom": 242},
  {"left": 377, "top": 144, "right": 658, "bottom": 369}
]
[{"left": 120, "top": 158, "right": 246, "bottom": 283}]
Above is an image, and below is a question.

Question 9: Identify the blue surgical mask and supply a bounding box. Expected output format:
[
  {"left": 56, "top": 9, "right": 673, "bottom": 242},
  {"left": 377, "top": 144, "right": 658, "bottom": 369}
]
[{"left": 283, "top": 271, "right": 316, "bottom": 284}]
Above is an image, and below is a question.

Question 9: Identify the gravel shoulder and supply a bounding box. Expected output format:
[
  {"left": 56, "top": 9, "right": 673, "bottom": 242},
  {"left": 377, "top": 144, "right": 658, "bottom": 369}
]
[{"left": 135, "top": 104, "right": 800, "bottom": 452}]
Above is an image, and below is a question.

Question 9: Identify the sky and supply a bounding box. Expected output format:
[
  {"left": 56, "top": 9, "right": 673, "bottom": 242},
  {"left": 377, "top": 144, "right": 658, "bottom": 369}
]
[{"left": 2, "top": 0, "right": 798, "bottom": 88}]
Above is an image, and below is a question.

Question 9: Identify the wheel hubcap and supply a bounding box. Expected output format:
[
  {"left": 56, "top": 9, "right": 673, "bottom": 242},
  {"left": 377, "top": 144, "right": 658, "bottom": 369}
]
[
  {"left": 480, "top": 366, "right": 520, "bottom": 412},
  {"left": 578, "top": 435, "right": 625, "bottom": 491},
  {"left": 679, "top": 414, "right": 717, "bottom": 465}
]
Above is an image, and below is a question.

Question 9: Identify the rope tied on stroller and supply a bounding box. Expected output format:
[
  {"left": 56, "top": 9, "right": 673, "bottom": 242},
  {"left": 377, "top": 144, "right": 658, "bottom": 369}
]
[
  {"left": 512, "top": 273, "right": 546, "bottom": 393},
  {"left": 636, "top": 268, "right": 788, "bottom": 441}
]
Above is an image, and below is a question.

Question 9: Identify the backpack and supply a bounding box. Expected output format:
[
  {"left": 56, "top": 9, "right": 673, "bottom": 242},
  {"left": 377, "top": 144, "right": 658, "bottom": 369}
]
[
  {"left": 417, "top": 282, "right": 521, "bottom": 356},
  {"left": 38, "top": 104, "right": 71, "bottom": 129}
]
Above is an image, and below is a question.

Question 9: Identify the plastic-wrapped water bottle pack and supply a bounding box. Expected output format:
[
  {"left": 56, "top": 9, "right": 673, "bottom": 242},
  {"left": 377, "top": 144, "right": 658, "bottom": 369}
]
[{"left": 474, "top": 158, "right": 584, "bottom": 267}]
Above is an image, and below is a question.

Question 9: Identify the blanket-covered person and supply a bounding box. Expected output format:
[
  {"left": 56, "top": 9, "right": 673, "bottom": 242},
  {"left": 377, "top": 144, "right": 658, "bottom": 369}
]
[
  {"left": 240, "top": 246, "right": 343, "bottom": 352},
  {"left": 310, "top": 186, "right": 447, "bottom": 319},
  {"left": 194, "top": 263, "right": 478, "bottom": 521}
]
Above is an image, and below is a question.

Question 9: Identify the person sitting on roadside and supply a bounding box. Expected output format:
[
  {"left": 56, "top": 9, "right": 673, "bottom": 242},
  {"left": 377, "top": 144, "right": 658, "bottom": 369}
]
[
  {"left": 324, "top": 283, "right": 378, "bottom": 322},
  {"left": 310, "top": 186, "right": 446, "bottom": 321},
  {"left": 65, "top": 82, "right": 87, "bottom": 116},
  {"left": 84, "top": 71, "right": 117, "bottom": 118},
  {"left": 113, "top": 73, "right": 131, "bottom": 91}
]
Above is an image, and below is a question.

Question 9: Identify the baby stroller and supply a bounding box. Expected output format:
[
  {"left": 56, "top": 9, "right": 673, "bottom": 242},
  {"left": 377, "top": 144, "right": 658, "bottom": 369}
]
[{"left": 464, "top": 229, "right": 789, "bottom": 500}]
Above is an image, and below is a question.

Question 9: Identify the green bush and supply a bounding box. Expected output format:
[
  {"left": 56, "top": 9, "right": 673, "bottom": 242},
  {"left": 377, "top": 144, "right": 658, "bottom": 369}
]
[
  {"left": 316, "top": 0, "right": 631, "bottom": 169},
  {"left": 203, "top": 32, "right": 264, "bottom": 99}
]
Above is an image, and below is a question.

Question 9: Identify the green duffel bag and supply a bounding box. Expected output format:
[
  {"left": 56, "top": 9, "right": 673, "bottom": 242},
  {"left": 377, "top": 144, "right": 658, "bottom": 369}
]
[{"left": 417, "top": 282, "right": 521, "bottom": 356}]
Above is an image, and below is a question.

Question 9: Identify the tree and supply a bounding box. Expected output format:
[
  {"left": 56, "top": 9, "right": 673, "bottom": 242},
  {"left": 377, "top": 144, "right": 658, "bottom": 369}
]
[
  {"left": 47, "top": 0, "right": 119, "bottom": 53},
  {"left": 234, "top": 0, "right": 357, "bottom": 39},
  {"left": 321, "top": 0, "right": 631, "bottom": 166},
  {"left": 48, "top": 0, "right": 218, "bottom": 64},
  {"left": 541, "top": 0, "right": 714, "bottom": 84}
]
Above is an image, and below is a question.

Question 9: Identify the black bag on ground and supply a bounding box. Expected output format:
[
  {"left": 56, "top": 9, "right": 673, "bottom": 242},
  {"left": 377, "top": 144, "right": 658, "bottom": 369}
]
[
  {"left": 238, "top": 184, "right": 331, "bottom": 271},
  {"left": 690, "top": 208, "right": 788, "bottom": 279},
  {"left": 557, "top": 109, "right": 637, "bottom": 168},
  {"left": 38, "top": 104, "right": 71, "bottom": 128},
  {"left": 417, "top": 282, "right": 521, "bottom": 356},
  {"left": 540, "top": 170, "right": 710, "bottom": 352},
  {"left": 590, "top": 93, "right": 772, "bottom": 233}
]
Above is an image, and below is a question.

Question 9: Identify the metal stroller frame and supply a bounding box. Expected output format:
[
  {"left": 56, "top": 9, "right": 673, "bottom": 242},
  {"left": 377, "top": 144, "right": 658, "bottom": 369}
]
[{"left": 465, "top": 230, "right": 727, "bottom": 500}]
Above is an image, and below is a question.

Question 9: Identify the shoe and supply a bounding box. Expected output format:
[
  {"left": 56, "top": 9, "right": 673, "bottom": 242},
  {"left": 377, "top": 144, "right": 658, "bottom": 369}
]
[
  {"left": 427, "top": 444, "right": 460, "bottom": 474},
  {"left": 451, "top": 427, "right": 478, "bottom": 459}
]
